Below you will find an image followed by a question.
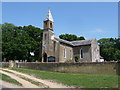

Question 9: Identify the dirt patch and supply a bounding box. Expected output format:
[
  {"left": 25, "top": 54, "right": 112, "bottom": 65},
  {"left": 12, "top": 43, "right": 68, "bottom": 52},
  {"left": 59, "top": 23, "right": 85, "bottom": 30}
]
[{"left": 2, "top": 68, "right": 73, "bottom": 88}]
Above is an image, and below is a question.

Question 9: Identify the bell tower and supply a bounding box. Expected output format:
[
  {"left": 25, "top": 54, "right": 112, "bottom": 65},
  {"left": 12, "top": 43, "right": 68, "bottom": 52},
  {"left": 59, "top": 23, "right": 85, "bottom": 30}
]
[
  {"left": 42, "top": 9, "right": 55, "bottom": 62},
  {"left": 43, "top": 9, "right": 54, "bottom": 30}
]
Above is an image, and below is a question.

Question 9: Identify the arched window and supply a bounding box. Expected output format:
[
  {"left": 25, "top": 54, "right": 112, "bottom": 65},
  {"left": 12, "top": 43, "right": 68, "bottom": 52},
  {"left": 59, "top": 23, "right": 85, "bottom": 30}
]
[
  {"left": 80, "top": 49, "right": 84, "bottom": 59},
  {"left": 45, "top": 34, "right": 47, "bottom": 40},
  {"left": 45, "top": 22, "right": 47, "bottom": 26},
  {"left": 43, "top": 53, "right": 47, "bottom": 62},
  {"left": 64, "top": 48, "right": 66, "bottom": 58},
  {"left": 50, "top": 22, "right": 52, "bottom": 28},
  {"left": 70, "top": 50, "right": 72, "bottom": 59}
]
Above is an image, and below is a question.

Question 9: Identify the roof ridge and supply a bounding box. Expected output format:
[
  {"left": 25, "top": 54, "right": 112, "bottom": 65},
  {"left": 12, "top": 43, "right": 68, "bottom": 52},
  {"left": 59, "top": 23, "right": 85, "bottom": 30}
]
[
  {"left": 54, "top": 37, "right": 94, "bottom": 46},
  {"left": 70, "top": 38, "right": 95, "bottom": 42}
]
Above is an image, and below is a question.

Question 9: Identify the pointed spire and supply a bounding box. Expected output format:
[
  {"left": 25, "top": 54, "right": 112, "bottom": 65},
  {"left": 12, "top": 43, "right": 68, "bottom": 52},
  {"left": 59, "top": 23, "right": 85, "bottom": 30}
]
[{"left": 44, "top": 9, "right": 54, "bottom": 22}]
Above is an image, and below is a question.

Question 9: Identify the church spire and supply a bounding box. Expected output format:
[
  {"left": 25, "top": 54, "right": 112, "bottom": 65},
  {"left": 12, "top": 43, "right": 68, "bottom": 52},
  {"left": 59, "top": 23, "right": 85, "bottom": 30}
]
[
  {"left": 43, "top": 9, "right": 54, "bottom": 30},
  {"left": 44, "top": 9, "right": 54, "bottom": 22}
]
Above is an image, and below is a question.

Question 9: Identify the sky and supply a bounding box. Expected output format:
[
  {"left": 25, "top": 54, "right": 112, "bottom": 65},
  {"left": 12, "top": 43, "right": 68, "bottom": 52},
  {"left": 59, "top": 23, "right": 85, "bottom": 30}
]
[{"left": 2, "top": 2, "right": 118, "bottom": 40}]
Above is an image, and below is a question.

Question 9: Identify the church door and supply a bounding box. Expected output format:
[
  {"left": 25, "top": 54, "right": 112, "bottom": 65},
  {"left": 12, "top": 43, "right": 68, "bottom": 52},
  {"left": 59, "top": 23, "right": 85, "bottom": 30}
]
[
  {"left": 75, "top": 57, "right": 79, "bottom": 62},
  {"left": 43, "top": 53, "right": 47, "bottom": 62}
]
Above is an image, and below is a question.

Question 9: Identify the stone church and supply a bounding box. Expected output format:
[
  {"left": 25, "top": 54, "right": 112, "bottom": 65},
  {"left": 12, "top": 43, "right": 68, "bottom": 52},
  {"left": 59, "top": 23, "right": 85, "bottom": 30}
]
[{"left": 42, "top": 9, "right": 101, "bottom": 62}]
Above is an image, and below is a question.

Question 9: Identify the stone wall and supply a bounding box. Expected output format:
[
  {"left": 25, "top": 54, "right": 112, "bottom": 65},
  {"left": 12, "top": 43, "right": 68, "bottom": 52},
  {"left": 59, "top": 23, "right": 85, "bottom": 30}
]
[
  {"left": 12, "top": 62, "right": 119, "bottom": 75},
  {"left": 59, "top": 43, "right": 73, "bottom": 62},
  {"left": 73, "top": 45, "right": 91, "bottom": 62},
  {"left": 42, "top": 30, "right": 55, "bottom": 62},
  {"left": 91, "top": 39, "right": 100, "bottom": 62},
  {"left": 0, "top": 62, "right": 9, "bottom": 67}
]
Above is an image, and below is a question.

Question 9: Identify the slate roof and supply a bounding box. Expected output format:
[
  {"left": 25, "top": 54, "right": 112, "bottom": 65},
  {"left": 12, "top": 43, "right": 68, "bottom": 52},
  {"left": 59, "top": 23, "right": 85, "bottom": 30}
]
[
  {"left": 44, "top": 9, "right": 54, "bottom": 22},
  {"left": 55, "top": 38, "right": 73, "bottom": 46},
  {"left": 55, "top": 37, "right": 95, "bottom": 46},
  {"left": 71, "top": 39, "right": 92, "bottom": 46}
]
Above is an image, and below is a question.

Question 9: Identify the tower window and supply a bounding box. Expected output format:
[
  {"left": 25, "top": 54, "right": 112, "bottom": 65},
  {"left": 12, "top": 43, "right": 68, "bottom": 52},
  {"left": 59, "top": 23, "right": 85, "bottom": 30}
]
[
  {"left": 50, "top": 22, "right": 52, "bottom": 28},
  {"left": 64, "top": 48, "right": 66, "bottom": 58},
  {"left": 45, "top": 34, "right": 47, "bottom": 40},
  {"left": 70, "top": 50, "right": 72, "bottom": 59},
  {"left": 45, "top": 22, "right": 47, "bottom": 26},
  {"left": 44, "top": 22, "right": 47, "bottom": 29},
  {"left": 54, "top": 41, "right": 56, "bottom": 53},
  {"left": 80, "top": 49, "right": 84, "bottom": 59}
]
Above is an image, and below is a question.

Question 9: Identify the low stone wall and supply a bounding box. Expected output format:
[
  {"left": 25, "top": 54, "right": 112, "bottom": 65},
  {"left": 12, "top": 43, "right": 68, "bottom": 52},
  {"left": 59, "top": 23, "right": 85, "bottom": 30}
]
[
  {"left": 14, "top": 62, "right": 119, "bottom": 75},
  {"left": 0, "top": 62, "right": 9, "bottom": 67}
]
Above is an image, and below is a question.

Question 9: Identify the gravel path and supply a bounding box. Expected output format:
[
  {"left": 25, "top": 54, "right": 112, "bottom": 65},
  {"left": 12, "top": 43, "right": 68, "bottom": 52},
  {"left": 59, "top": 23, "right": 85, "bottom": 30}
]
[
  {"left": 0, "top": 70, "right": 41, "bottom": 88},
  {"left": 1, "top": 68, "right": 72, "bottom": 88},
  {"left": 0, "top": 80, "right": 23, "bottom": 88}
]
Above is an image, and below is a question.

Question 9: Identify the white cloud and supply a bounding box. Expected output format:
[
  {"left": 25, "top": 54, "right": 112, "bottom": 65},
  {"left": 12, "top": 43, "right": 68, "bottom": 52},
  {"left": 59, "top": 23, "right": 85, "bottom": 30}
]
[{"left": 92, "top": 29, "right": 105, "bottom": 33}]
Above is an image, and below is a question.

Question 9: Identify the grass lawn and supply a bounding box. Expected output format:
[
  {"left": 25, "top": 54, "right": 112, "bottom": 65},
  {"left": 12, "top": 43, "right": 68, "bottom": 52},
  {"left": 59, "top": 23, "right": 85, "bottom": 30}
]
[
  {"left": 11, "top": 68, "right": 118, "bottom": 88},
  {"left": 0, "top": 73, "right": 22, "bottom": 86}
]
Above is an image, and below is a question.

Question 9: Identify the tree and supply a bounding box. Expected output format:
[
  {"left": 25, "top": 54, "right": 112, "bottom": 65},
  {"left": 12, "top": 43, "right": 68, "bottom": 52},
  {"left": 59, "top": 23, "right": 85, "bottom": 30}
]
[
  {"left": 2, "top": 23, "right": 43, "bottom": 62},
  {"left": 22, "top": 25, "right": 43, "bottom": 61},
  {"left": 59, "top": 34, "right": 85, "bottom": 41},
  {"left": 2, "top": 23, "right": 17, "bottom": 61},
  {"left": 98, "top": 38, "right": 120, "bottom": 61},
  {"left": 77, "top": 36, "right": 85, "bottom": 40},
  {"left": 114, "top": 50, "right": 120, "bottom": 60}
]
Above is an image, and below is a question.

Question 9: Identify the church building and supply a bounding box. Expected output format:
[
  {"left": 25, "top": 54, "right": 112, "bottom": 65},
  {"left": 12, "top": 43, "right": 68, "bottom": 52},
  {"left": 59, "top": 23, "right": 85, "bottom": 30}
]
[{"left": 42, "top": 9, "right": 101, "bottom": 62}]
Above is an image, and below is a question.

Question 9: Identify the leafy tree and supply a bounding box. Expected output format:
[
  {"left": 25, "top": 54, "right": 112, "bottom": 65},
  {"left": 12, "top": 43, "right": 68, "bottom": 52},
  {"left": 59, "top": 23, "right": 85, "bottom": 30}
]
[
  {"left": 114, "top": 50, "right": 120, "bottom": 60},
  {"left": 59, "top": 34, "right": 85, "bottom": 41},
  {"left": 22, "top": 25, "right": 43, "bottom": 61},
  {"left": 98, "top": 38, "right": 120, "bottom": 61},
  {"left": 2, "top": 23, "right": 43, "bottom": 62},
  {"left": 77, "top": 36, "right": 85, "bottom": 40},
  {"left": 2, "top": 23, "right": 16, "bottom": 61}
]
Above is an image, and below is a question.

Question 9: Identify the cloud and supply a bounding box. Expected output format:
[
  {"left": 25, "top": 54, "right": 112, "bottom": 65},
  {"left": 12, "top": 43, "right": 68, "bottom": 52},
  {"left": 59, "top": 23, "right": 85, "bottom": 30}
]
[{"left": 92, "top": 29, "right": 105, "bottom": 33}]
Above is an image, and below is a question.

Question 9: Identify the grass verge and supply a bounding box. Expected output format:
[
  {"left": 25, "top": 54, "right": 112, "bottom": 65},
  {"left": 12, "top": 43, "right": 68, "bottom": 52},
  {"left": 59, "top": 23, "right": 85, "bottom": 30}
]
[
  {"left": 11, "top": 68, "right": 118, "bottom": 88},
  {"left": 0, "top": 73, "right": 22, "bottom": 86}
]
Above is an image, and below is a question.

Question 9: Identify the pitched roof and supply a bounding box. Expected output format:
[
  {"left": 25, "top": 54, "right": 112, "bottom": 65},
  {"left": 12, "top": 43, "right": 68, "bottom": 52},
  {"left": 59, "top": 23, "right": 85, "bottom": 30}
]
[
  {"left": 44, "top": 9, "right": 54, "bottom": 22},
  {"left": 71, "top": 39, "right": 92, "bottom": 46},
  {"left": 55, "top": 37, "right": 95, "bottom": 46},
  {"left": 55, "top": 38, "right": 73, "bottom": 46}
]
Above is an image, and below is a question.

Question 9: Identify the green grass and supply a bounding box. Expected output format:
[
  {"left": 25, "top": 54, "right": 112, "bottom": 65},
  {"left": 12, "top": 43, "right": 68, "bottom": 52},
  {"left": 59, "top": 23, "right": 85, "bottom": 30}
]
[
  {"left": 11, "top": 68, "right": 119, "bottom": 88},
  {"left": 0, "top": 73, "right": 22, "bottom": 86}
]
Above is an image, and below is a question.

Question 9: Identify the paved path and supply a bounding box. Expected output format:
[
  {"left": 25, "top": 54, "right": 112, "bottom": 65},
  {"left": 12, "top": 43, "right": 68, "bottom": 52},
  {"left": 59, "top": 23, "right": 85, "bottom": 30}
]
[{"left": 1, "top": 68, "right": 72, "bottom": 88}]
